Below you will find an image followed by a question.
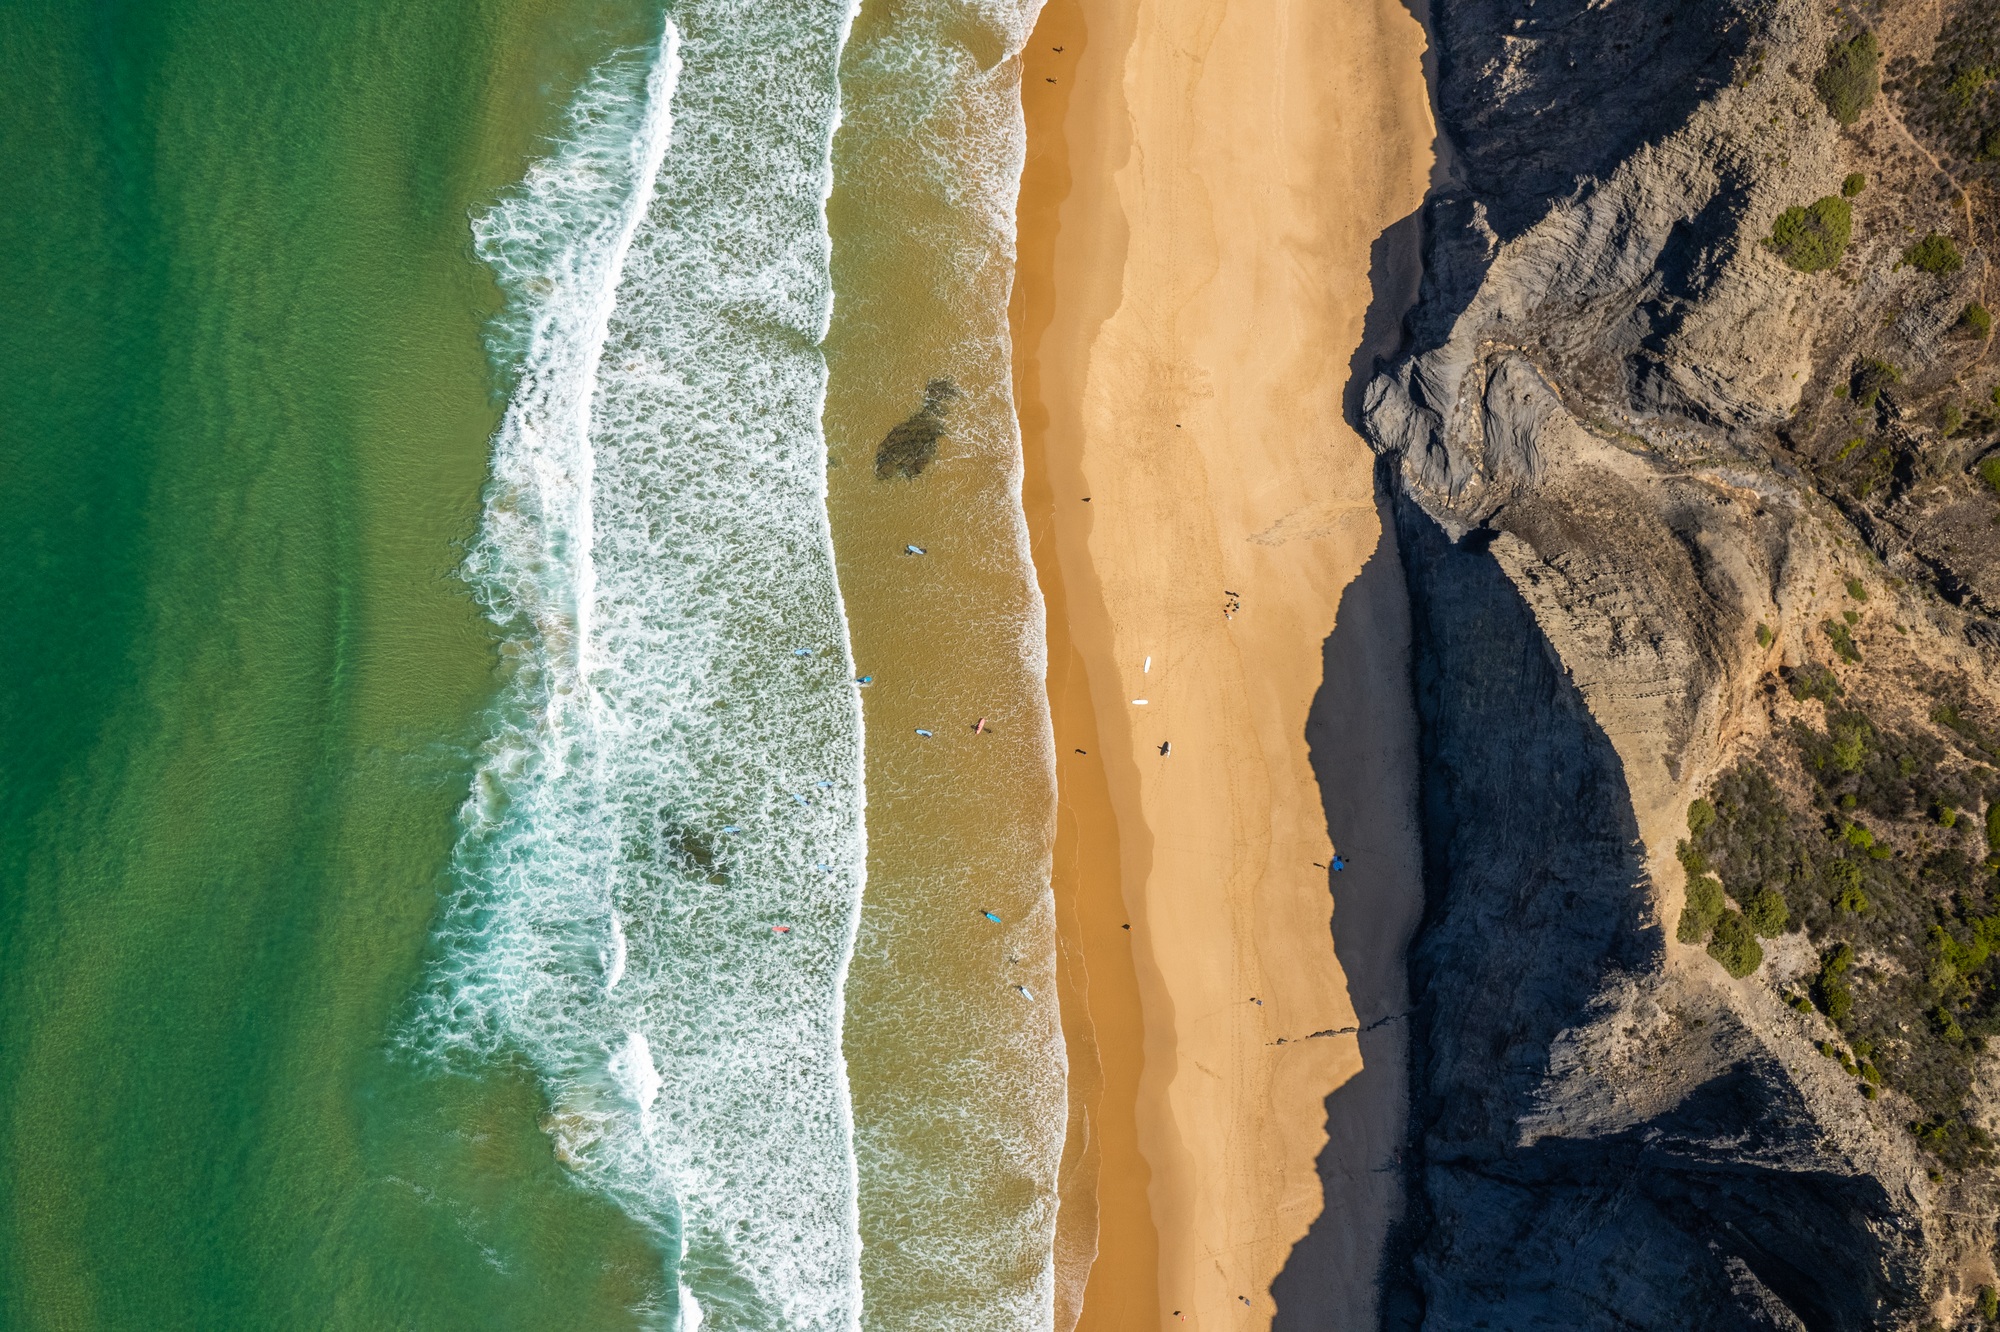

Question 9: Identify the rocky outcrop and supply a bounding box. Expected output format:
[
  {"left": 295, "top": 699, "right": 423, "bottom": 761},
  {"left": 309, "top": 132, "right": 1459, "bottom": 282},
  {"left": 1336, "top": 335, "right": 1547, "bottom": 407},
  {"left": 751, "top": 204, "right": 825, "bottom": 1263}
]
[{"left": 1365, "top": 0, "right": 2000, "bottom": 1322}]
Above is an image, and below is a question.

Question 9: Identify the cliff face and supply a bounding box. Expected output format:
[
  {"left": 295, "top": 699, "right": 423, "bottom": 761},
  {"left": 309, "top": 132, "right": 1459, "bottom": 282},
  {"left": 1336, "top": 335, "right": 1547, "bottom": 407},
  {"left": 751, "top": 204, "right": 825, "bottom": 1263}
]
[{"left": 1367, "top": 0, "right": 2000, "bottom": 1323}]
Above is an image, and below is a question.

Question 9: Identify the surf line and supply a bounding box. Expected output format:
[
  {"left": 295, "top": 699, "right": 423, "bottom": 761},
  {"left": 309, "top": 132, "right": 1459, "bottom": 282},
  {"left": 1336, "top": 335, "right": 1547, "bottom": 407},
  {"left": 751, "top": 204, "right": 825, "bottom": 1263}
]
[
  {"left": 412, "top": 3, "right": 694, "bottom": 1294},
  {"left": 427, "top": 4, "right": 880, "bottom": 1323}
]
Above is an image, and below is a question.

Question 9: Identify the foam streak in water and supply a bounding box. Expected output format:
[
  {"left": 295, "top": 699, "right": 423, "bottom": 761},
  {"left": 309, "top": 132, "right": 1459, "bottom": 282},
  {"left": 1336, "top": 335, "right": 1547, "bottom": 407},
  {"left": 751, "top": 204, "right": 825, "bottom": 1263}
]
[{"left": 407, "top": 10, "right": 867, "bottom": 1329}]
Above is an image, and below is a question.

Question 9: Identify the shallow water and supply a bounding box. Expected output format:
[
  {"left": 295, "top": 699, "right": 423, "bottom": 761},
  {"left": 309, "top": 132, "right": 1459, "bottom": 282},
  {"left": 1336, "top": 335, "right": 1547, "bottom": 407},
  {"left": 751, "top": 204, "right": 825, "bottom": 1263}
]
[{"left": 823, "top": 1, "right": 1064, "bottom": 1327}]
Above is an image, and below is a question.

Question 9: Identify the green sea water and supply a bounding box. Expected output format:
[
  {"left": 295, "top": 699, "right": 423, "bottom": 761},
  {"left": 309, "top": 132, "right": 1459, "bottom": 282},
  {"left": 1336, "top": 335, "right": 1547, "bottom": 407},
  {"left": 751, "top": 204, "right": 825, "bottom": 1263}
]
[
  {"left": 0, "top": 0, "right": 1075, "bottom": 1325},
  {"left": 0, "top": 1, "right": 676, "bottom": 1324}
]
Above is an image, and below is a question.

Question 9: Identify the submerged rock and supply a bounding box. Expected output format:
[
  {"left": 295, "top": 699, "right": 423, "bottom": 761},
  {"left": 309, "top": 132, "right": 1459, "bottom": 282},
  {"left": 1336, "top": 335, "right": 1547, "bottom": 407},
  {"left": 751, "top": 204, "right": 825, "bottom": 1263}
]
[{"left": 874, "top": 378, "right": 958, "bottom": 480}]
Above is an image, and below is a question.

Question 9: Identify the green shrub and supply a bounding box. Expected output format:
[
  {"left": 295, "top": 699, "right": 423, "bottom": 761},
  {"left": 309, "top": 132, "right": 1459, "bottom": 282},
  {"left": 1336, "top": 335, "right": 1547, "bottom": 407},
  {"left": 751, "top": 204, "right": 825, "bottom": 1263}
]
[
  {"left": 1755, "top": 622, "right": 1775, "bottom": 648},
  {"left": 1983, "top": 131, "right": 2000, "bottom": 162},
  {"left": 1788, "top": 665, "right": 1843, "bottom": 703},
  {"left": 1980, "top": 456, "right": 2000, "bottom": 494},
  {"left": 1679, "top": 873, "right": 1726, "bottom": 943},
  {"left": 1841, "top": 172, "right": 1867, "bottom": 197},
  {"left": 1852, "top": 357, "right": 1899, "bottom": 408},
  {"left": 1767, "top": 196, "right": 1853, "bottom": 272},
  {"left": 1905, "top": 233, "right": 1964, "bottom": 275},
  {"left": 1947, "top": 64, "right": 1993, "bottom": 110},
  {"left": 1815, "top": 31, "right": 1881, "bottom": 125},
  {"left": 1825, "top": 857, "right": 1862, "bottom": 896},
  {"left": 1815, "top": 942, "right": 1856, "bottom": 1022},
  {"left": 1944, "top": 403, "right": 1964, "bottom": 437},
  {"left": 1811, "top": 710, "right": 1872, "bottom": 774},
  {"left": 1988, "top": 803, "right": 2000, "bottom": 854},
  {"left": 1844, "top": 577, "right": 1868, "bottom": 601},
  {"left": 1979, "top": 1283, "right": 1998, "bottom": 1322},
  {"left": 1965, "top": 303, "right": 1994, "bottom": 337},
  {"left": 1823, "top": 618, "right": 1862, "bottom": 663},
  {"left": 1688, "top": 798, "right": 1717, "bottom": 836},
  {"left": 1746, "top": 886, "right": 1790, "bottom": 936},
  {"left": 1708, "top": 910, "right": 1764, "bottom": 976}
]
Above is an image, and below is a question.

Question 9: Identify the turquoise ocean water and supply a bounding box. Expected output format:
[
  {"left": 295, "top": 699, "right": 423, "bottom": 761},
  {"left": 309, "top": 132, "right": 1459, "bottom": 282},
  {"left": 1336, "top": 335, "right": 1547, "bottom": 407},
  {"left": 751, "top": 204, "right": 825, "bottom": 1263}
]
[{"left": 1, "top": 0, "right": 1057, "bottom": 1328}]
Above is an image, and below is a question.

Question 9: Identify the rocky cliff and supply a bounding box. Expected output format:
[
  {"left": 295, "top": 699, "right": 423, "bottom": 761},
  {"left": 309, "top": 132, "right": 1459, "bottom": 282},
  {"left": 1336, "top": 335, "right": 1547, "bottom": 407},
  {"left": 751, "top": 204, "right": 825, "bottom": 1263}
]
[{"left": 1366, "top": 0, "right": 2000, "bottom": 1323}]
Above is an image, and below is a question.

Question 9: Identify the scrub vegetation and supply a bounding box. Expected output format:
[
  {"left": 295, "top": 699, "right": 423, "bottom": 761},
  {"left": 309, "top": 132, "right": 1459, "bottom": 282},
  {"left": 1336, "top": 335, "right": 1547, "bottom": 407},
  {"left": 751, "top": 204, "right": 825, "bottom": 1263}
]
[
  {"left": 1767, "top": 196, "right": 1853, "bottom": 272},
  {"left": 1817, "top": 30, "right": 1882, "bottom": 125},
  {"left": 1681, "top": 660, "right": 2000, "bottom": 1168}
]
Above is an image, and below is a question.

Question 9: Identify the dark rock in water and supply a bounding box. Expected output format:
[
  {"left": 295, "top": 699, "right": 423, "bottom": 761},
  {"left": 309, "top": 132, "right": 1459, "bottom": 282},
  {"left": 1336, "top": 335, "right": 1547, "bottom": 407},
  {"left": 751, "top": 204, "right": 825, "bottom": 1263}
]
[{"left": 874, "top": 378, "right": 959, "bottom": 480}]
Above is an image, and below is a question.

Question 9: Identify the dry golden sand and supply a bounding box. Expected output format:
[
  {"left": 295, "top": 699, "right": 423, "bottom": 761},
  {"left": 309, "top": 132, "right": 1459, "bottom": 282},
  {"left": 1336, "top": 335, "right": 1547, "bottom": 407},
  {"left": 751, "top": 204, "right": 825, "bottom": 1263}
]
[{"left": 1012, "top": 0, "right": 1433, "bottom": 1324}]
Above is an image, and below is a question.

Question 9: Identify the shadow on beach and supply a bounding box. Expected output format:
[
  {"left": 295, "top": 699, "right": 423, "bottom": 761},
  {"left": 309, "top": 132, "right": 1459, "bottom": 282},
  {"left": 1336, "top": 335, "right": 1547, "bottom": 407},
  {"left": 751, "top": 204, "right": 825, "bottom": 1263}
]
[
  {"left": 1270, "top": 496, "right": 1424, "bottom": 1331},
  {"left": 1271, "top": 161, "right": 1430, "bottom": 1324}
]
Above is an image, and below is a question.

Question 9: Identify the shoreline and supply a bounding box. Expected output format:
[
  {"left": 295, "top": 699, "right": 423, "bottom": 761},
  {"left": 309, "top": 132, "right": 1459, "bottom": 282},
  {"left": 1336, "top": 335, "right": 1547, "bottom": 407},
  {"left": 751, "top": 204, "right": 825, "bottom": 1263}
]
[
  {"left": 1012, "top": 0, "right": 1434, "bottom": 1323},
  {"left": 1015, "top": 0, "right": 1161, "bottom": 1326}
]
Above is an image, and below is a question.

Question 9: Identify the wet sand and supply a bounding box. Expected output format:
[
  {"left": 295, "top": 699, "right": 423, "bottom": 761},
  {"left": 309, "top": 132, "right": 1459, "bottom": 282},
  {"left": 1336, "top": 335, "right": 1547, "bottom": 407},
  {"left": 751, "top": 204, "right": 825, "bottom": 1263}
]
[{"left": 1011, "top": 0, "right": 1433, "bottom": 1323}]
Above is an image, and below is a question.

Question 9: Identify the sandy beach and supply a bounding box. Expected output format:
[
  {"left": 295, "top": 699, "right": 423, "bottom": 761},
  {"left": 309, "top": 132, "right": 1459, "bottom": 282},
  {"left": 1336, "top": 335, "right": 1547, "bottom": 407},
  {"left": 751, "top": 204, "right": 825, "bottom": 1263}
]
[{"left": 1011, "top": 0, "right": 1433, "bottom": 1324}]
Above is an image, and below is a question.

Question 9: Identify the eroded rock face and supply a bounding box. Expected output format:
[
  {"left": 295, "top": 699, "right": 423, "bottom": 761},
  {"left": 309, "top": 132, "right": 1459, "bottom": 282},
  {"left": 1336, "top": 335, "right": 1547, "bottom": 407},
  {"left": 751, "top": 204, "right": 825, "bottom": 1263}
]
[
  {"left": 1365, "top": 0, "right": 2000, "bottom": 1321},
  {"left": 1385, "top": 498, "right": 1932, "bottom": 1330}
]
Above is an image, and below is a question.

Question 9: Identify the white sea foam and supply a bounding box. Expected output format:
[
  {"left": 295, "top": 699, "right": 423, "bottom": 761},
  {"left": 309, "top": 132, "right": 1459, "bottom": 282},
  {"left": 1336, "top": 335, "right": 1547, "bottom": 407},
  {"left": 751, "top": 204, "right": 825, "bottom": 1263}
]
[{"left": 409, "top": 9, "right": 868, "bottom": 1330}]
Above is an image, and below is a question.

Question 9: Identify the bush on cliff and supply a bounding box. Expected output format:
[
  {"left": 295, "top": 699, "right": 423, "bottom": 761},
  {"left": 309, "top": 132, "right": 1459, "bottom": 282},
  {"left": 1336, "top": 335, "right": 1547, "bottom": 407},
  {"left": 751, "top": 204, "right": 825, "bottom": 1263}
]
[
  {"left": 1852, "top": 357, "right": 1900, "bottom": 409},
  {"left": 1679, "top": 873, "right": 1726, "bottom": 943},
  {"left": 1788, "top": 664, "right": 1843, "bottom": 703},
  {"left": 1688, "top": 798, "right": 1716, "bottom": 837},
  {"left": 1905, "top": 232, "right": 1964, "bottom": 275},
  {"left": 1815, "top": 31, "right": 1881, "bottom": 124},
  {"left": 1708, "top": 910, "right": 1764, "bottom": 977},
  {"left": 1767, "top": 196, "right": 1853, "bottom": 273},
  {"left": 1747, "top": 887, "right": 1791, "bottom": 936},
  {"left": 1826, "top": 858, "right": 1870, "bottom": 912},
  {"left": 1816, "top": 942, "right": 1857, "bottom": 1022}
]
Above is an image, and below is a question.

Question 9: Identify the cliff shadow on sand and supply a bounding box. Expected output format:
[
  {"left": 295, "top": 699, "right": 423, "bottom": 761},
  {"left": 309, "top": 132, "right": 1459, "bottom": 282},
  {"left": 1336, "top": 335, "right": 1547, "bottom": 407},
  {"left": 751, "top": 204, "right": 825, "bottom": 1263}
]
[{"left": 1272, "top": 498, "right": 1422, "bottom": 1331}]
